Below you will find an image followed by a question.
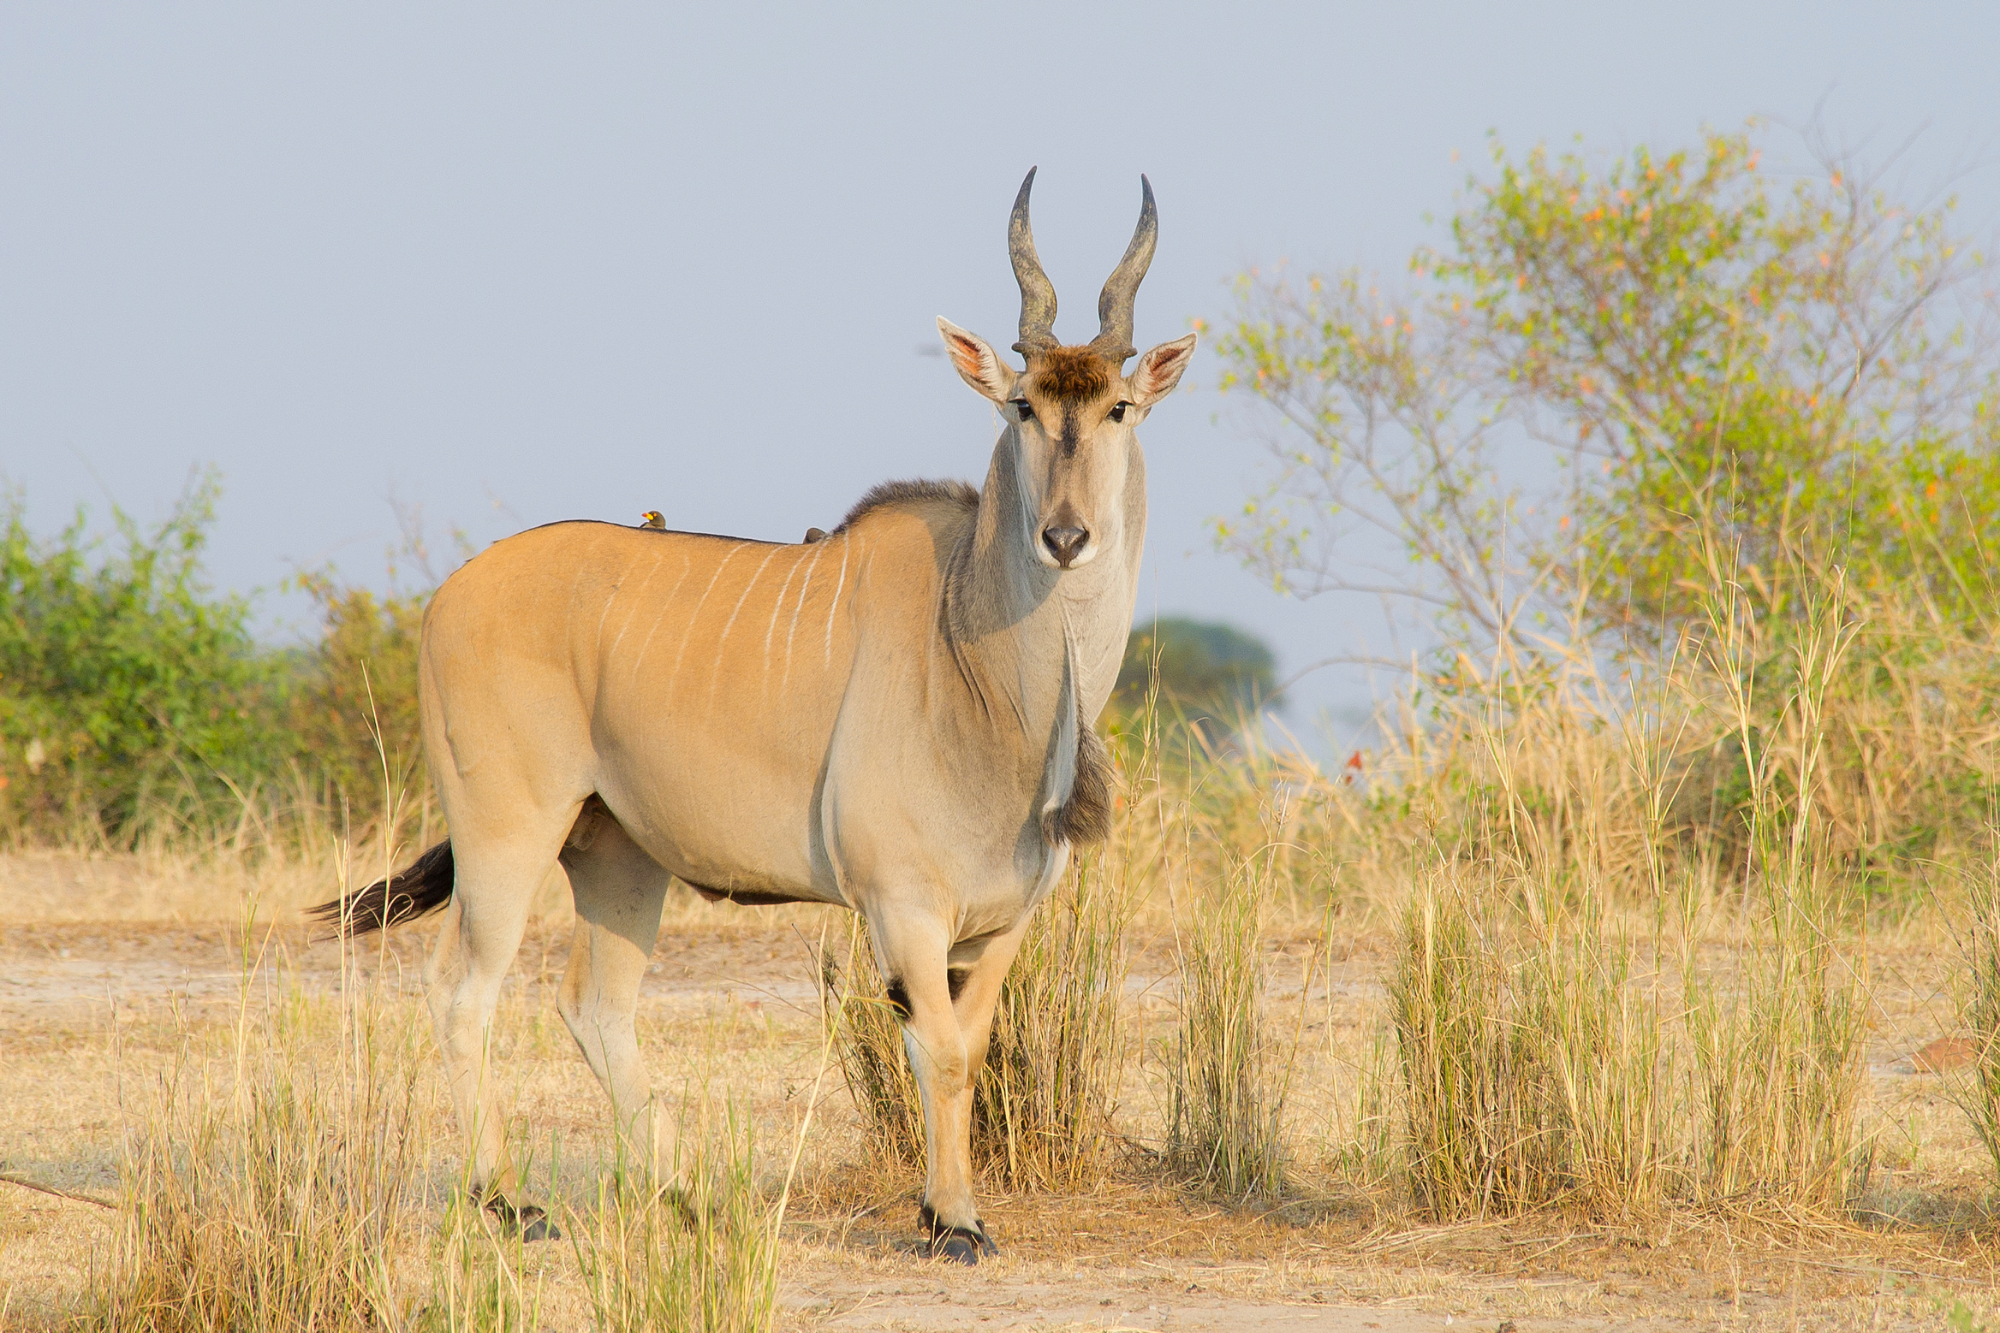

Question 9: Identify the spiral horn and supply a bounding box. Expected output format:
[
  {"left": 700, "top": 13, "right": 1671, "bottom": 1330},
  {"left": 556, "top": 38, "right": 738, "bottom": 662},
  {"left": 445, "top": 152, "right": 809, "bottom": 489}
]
[
  {"left": 1008, "top": 167, "right": 1060, "bottom": 356},
  {"left": 1086, "top": 175, "right": 1157, "bottom": 365}
]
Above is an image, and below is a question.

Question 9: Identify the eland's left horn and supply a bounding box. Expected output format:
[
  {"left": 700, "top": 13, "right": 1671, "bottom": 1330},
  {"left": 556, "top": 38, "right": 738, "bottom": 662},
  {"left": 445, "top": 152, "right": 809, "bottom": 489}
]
[{"left": 1087, "top": 175, "right": 1157, "bottom": 365}]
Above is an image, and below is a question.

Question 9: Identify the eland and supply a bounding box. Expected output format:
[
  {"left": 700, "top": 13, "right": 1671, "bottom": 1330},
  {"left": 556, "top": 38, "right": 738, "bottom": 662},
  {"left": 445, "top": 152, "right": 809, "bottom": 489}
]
[{"left": 314, "top": 168, "right": 1195, "bottom": 1262}]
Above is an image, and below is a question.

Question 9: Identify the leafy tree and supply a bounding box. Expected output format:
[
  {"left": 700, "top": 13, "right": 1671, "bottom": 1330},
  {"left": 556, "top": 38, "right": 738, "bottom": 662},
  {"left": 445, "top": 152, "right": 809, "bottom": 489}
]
[
  {"left": 1112, "top": 617, "right": 1279, "bottom": 726},
  {"left": 1212, "top": 127, "right": 1999, "bottom": 653}
]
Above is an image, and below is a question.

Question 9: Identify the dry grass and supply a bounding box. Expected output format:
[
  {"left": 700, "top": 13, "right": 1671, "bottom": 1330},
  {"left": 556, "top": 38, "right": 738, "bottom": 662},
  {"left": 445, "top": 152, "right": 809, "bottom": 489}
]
[
  {"left": 1164, "top": 811, "right": 1291, "bottom": 1199},
  {"left": 971, "top": 851, "right": 1134, "bottom": 1192},
  {"left": 56, "top": 855, "right": 792, "bottom": 1333},
  {"left": 568, "top": 1105, "right": 780, "bottom": 1333},
  {"left": 1391, "top": 867, "right": 1670, "bottom": 1219},
  {"left": 90, "top": 978, "right": 426, "bottom": 1331},
  {"left": 1371, "top": 578, "right": 1879, "bottom": 1226},
  {"left": 1952, "top": 849, "right": 2000, "bottom": 1192}
]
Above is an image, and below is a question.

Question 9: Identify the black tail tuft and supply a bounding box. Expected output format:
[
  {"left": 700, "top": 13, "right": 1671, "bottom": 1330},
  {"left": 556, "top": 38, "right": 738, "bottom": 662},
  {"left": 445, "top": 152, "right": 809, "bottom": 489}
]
[{"left": 309, "top": 840, "right": 456, "bottom": 936}]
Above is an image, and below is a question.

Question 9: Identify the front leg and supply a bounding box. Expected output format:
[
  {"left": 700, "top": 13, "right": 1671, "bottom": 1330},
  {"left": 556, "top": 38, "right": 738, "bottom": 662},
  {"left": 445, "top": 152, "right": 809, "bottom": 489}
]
[
  {"left": 867, "top": 908, "right": 996, "bottom": 1264},
  {"left": 934, "top": 917, "right": 1033, "bottom": 1245}
]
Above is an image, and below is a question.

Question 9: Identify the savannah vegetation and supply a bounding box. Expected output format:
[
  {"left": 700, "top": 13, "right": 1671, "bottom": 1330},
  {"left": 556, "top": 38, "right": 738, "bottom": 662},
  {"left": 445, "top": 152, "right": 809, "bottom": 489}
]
[
  {"left": 0, "top": 475, "right": 432, "bottom": 850},
  {"left": 10, "top": 122, "right": 2000, "bottom": 1328}
]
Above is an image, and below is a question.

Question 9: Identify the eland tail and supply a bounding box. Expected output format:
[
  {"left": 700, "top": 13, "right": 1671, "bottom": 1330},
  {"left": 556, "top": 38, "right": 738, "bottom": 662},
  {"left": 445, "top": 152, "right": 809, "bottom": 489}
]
[{"left": 310, "top": 839, "right": 456, "bottom": 935}]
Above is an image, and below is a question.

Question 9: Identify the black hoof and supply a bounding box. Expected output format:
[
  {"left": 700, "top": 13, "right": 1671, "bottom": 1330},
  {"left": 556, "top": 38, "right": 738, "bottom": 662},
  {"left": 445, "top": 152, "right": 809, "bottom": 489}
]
[
  {"left": 659, "top": 1186, "right": 700, "bottom": 1227},
  {"left": 934, "top": 1231, "right": 982, "bottom": 1265},
  {"left": 920, "top": 1204, "right": 998, "bottom": 1265},
  {"left": 484, "top": 1196, "right": 562, "bottom": 1242},
  {"left": 517, "top": 1205, "right": 559, "bottom": 1243}
]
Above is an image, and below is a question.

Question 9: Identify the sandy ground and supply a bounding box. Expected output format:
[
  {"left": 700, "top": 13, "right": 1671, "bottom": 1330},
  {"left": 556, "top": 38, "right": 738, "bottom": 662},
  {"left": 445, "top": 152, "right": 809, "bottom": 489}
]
[{"left": 3, "top": 851, "right": 2000, "bottom": 1330}]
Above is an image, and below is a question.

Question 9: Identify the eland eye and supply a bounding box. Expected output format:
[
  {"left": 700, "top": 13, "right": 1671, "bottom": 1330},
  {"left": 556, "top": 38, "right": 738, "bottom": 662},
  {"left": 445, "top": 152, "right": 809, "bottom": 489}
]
[
  {"left": 1110, "top": 401, "right": 1132, "bottom": 424},
  {"left": 1012, "top": 400, "right": 1035, "bottom": 423}
]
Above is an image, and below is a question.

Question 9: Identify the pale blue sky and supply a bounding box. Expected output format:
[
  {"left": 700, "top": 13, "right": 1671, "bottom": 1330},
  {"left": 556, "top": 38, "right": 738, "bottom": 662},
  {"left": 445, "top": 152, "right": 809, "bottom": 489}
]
[{"left": 3, "top": 3, "right": 1996, "bottom": 743}]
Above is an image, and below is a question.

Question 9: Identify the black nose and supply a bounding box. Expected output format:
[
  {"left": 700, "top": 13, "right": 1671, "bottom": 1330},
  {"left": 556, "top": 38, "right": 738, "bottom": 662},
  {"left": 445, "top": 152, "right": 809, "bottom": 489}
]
[{"left": 1042, "top": 526, "right": 1089, "bottom": 567}]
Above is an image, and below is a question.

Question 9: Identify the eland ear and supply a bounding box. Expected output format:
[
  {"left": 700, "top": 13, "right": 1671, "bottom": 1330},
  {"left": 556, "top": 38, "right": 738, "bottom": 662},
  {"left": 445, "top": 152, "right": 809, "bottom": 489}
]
[
  {"left": 1130, "top": 333, "right": 1197, "bottom": 407},
  {"left": 937, "top": 317, "right": 1017, "bottom": 403}
]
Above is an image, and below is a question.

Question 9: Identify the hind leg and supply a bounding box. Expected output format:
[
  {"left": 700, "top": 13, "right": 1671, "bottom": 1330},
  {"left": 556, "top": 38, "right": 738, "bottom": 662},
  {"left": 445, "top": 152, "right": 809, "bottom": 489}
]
[
  {"left": 555, "top": 807, "right": 672, "bottom": 1183},
  {"left": 423, "top": 813, "right": 577, "bottom": 1237}
]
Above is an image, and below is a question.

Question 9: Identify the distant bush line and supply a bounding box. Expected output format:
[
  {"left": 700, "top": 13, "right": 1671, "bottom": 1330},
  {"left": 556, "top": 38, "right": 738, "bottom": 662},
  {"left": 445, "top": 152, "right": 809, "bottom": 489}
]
[{"left": 0, "top": 471, "right": 426, "bottom": 849}]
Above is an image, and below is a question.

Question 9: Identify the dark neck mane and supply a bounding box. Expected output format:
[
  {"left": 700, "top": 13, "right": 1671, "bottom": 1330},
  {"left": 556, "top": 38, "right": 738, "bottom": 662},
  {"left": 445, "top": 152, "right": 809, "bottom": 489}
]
[{"left": 833, "top": 478, "right": 979, "bottom": 534}]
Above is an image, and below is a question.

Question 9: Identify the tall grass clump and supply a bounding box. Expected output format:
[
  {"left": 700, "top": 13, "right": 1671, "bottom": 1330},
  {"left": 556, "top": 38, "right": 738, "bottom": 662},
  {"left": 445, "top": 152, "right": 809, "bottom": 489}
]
[
  {"left": 972, "top": 852, "right": 1135, "bottom": 1191},
  {"left": 1388, "top": 660, "right": 1678, "bottom": 1223},
  {"left": 1686, "top": 894, "right": 1870, "bottom": 1215},
  {"left": 1954, "top": 842, "right": 2000, "bottom": 1184},
  {"left": 570, "top": 1104, "right": 779, "bottom": 1333},
  {"left": 823, "top": 849, "right": 1137, "bottom": 1191},
  {"left": 1378, "top": 577, "right": 1874, "bottom": 1221},
  {"left": 89, "top": 936, "right": 428, "bottom": 1332},
  {"left": 1686, "top": 580, "right": 1871, "bottom": 1214},
  {"left": 821, "top": 925, "right": 926, "bottom": 1170},
  {"left": 1380, "top": 584, "right": 1871, "bottom": 1222},
  {"left": 1391, "top": 866, "right": 1673, "bottom": 1219},
  {"left": 1165, "top": 802, "right": 1290, "bottom": 1199}
]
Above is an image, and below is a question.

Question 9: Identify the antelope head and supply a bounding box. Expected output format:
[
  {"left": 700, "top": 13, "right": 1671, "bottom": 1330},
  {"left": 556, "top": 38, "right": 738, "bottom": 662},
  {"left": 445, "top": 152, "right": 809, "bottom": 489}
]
[{"left": 938, "top": 169, "right": 1196, "bottom": 572}]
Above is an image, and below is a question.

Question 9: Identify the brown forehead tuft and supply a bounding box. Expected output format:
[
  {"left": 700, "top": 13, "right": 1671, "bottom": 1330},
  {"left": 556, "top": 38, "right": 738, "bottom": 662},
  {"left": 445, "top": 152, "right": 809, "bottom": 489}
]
[{"left": 1031, "top": 346, "right": 1115, "bottom": 403}]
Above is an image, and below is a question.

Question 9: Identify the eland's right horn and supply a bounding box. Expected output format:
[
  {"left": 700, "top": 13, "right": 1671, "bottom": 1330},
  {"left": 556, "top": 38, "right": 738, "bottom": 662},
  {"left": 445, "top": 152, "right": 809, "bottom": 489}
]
[
  {"left": 1087, "top": 175, "right": 1157, "bottom": 365},
  {"left": 1009, "top": 167, "right": 1059, "bottom": 357}
]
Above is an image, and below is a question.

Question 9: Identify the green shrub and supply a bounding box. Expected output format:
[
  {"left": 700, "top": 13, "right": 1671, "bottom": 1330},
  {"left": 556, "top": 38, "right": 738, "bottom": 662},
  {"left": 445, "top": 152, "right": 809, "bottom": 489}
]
[
  {"left": 289, "top": 573, "right": 429, "bottom": 834},
  {"left": 0, "top": 473, "right": 443, "bottom": 848},
  {"left": 0, "top": 472, "right": 292, "bottom": 842}
]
